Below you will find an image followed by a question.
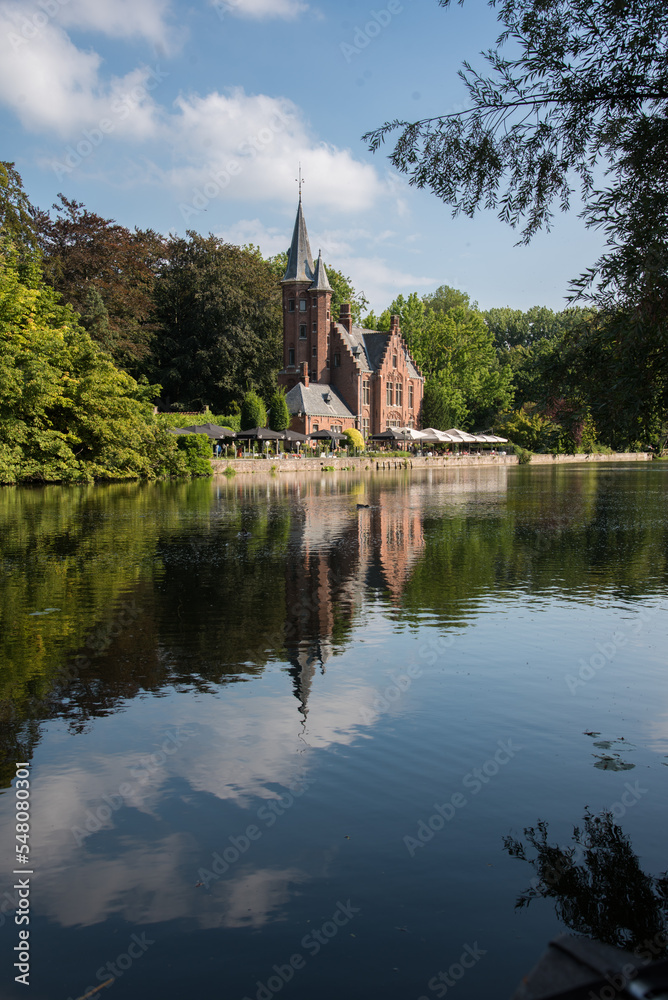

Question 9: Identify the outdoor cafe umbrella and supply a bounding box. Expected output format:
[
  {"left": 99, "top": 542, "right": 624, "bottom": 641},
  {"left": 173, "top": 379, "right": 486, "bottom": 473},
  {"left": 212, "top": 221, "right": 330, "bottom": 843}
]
[
  {"left": 236, "top": 426, "right": 284, "bottom": 456},
  {"left": 308, "top": 429, "right": 348, "bottom": 442},
  {"left": 282, "top": 429, "right": 309, "bottom": 442}
]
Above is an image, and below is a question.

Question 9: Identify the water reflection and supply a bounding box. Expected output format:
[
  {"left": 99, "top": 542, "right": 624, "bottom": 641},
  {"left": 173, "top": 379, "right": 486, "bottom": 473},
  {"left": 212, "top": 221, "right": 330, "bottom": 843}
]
[
  {"left": 1, "top": 465, "right": 667, "bottom": 781},
  {"left": 503, "top": 809, "right": 668, "bottom": 956}
]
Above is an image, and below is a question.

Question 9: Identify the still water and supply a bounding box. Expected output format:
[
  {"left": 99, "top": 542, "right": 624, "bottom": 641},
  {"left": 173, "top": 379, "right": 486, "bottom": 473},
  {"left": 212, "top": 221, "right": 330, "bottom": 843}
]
[{"left": 1, "top": 463, "right": 667, "bottom": 1000}]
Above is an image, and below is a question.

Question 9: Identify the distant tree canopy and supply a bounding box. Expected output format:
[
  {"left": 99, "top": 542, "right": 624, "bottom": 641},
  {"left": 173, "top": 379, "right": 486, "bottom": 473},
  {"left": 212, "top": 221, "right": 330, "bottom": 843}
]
[
  {"left": 152, "top": 235, "right": 282, "bottom": 413},
  {"left": 36, "top": 195, "right": 166, "bottom": 374}
]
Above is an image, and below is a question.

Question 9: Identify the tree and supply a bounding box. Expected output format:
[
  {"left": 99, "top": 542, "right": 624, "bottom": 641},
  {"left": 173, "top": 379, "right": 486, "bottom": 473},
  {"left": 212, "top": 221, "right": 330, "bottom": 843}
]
[
  {"left": 364, "top": 0, "right": 668, "bottom": 431},
  {"left": 504, "top": 809, "right": 668, "bottom": 956},
  {"left": 36, "top": 195, "right": 165, "bottom": 373},
  {"left": 240, "top": 391, "right": 267, "bottom": 431},
  {"left": 0, "top": 236, "right": 175, "bottom": 484},
  {"left": 268, "top": 388, "right": 290, "bottom": 431},
  {"left": 153, "top": 235, "right": 282, "bottom": 412},
  {"left": 0, "top": 162, "right": 37, "bottom": 253}
]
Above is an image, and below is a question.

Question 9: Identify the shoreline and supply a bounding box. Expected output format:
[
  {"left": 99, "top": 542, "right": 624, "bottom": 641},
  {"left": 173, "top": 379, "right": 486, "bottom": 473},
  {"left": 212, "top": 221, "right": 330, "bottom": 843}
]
[{"left": 210, "top": 451, "right": 651, "bottom": 476}]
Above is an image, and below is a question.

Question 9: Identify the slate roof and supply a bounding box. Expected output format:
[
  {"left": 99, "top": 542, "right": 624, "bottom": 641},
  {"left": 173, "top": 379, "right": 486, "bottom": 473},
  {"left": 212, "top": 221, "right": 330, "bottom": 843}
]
[
  {"left": 282, "top": 199, "right": 314, "bottom": 283},
  {"left": 333, "top": 325, "right": 422, "bottom": 379},
  {"left": 285, "top": 382, "right": 355, "bottom": 419},
  {"left": 310, "top": 250, "right": 332, "bottom": 292}
]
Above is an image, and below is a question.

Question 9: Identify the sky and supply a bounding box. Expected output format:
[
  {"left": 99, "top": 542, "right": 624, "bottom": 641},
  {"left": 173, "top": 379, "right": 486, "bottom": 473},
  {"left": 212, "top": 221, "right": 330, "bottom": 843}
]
[{"left": 0, "top": 0, "right": 607, "bottom": 314}]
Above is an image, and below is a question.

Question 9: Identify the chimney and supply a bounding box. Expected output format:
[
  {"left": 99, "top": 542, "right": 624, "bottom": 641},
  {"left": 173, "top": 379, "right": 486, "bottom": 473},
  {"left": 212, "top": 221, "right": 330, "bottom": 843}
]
[
  {"left": 390, "top": 314, "right": 400, "bottom": 334},
  {"left": 340, "top": 302, "right": 352, "bottom": 333},
  {"left": 301, "top": 361, "right": 309, "bottom": 387}
]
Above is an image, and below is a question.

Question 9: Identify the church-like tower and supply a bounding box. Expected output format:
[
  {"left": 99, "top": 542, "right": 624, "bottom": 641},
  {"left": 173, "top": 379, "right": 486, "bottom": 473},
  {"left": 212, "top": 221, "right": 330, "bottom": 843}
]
[{"left": 278, "top": 197, "right": 333, "bottom": 390}]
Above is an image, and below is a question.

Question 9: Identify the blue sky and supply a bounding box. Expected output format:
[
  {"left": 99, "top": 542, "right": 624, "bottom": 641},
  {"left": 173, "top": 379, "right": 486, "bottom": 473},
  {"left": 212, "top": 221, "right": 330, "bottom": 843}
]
[{"left": 1, "top": 0, "right": 606, "bottom": 313}]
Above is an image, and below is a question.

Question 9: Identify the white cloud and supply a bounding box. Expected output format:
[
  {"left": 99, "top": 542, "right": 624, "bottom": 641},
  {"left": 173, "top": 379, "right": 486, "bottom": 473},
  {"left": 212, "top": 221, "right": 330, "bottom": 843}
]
[
  {"left": 0, "top": 6, "right": 168, "bottom": 139},
  {"left": 166, "top": 89, "right": 383, "bottom": 217},
  {"left": 216, "top": 219, "right": 289, "bottom": 257},
  {"left": 333, "top": 255, "right": 436, "bottom": 312},
  {"left": 60, "top": 0, "right": 178, "bottom": 49},
  {"left": 210, "top": 0, "right": 308, "bottom": 21}
]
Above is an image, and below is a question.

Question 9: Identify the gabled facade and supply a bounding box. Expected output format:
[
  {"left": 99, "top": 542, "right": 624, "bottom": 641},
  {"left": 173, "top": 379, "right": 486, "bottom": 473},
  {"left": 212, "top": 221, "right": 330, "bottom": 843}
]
[{"left": 278, "top": 199, "right": 424, "bottom": 437}]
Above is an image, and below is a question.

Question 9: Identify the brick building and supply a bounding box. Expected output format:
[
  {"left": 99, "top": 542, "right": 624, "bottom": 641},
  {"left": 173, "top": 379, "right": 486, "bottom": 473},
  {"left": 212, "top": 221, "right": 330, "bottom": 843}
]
[{"left": 277, "top": 198, "right": 424, "bottom": 437}]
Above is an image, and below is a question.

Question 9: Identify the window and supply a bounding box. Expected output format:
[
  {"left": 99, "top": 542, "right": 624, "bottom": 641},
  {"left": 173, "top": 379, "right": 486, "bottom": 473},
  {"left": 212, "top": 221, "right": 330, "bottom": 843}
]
[
  {"left": 396, "top": 382, "right": 403, "bottom": 407},
  {"left": 299, "top": 298, "right": 307, "bottom": 311},
  {"left": 393, "top": 354, "right": 397, "bottom": 368},
  {"left": 334, "top": 353, "right": 341, "bottom": 367},
  {"left": 312, "top": 423, "right": 319, "bottom": 432},
  {"left": 288, "top": 348, "right": 295, "bottom": 366},
  {"left": 332, "top": 424, "right": 342, "bottom": 433},
  {"left": 362, "top": 380, "right": 370, "bottom": 405},
  {"left": 362, "top": 418, "right": 369, "bottom": 438},
  {"left": 386, "top": 382, "right": 393, "bottom": 406},
  {"left": 310, "top": 369, "right": 316, "bottom": 381},
  {"left": 326, "top": 359, "right": 330, "bottom": 368},
  {"left": 288, "top": 299, "right": 295, "bottom": 312},
  {"left": 299, "top": 325, "right": 307, "bottom": 338},
  {"left": 409, "top": 383, "right": 414, "bottom": 409},
  {"left": 312, "top": 346, "right": 317, "bottom": 357},
  {"left": 312, "top": 322, "right": 317, "bottom": 334},
  {"left": 327, "top": 311, "right": 330, "bottom": 320}
]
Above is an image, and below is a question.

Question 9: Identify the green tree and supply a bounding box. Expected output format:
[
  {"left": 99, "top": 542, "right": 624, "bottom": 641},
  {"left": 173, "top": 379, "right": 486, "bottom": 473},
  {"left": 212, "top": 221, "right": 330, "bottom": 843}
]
[
  {"left": 0, "top": 236, "right": 175, "bottom": 484},
  {"left": 240, "top": 390, "right": 267, "bottom": 430},
  {"left": 268, "top": 388, "right": 290, "bottom": 431},
  {"left": 0, "top": 162, "right": 37, "bottom": 253},
  {"left": 153, "top": 235, "right": 281, "bottom": 411}
]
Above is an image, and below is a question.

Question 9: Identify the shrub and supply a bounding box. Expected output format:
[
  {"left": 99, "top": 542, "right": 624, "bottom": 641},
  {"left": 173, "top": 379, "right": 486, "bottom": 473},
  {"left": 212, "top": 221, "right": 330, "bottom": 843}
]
[
  {"left": 268, "top": 389, "right": 290, "bottom": 432},
  {"left": 515, "top": 446, "right": 533, "bottom": 465},
  {"left": 240, "top": 391, "right": 267, "bottom": 431},
  {"left": 175, "top": 434, "right": 213, "bottom": 476},
  {"left": 344, "top": 428, "right": 365, "bottom": 452}
]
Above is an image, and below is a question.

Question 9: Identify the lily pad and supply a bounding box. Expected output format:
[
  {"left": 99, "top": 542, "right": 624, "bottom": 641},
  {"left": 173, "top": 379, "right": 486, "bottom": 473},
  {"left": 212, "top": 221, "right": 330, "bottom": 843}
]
[{"left": 593, "top": 754, "right": 635, "bottom": 771}]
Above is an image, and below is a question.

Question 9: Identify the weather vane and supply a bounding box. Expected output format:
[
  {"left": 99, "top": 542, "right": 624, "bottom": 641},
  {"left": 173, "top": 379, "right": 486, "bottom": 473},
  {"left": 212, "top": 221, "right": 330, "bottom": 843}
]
[{"left": 296, "top": 163, "right": 305, "bottom": 201}]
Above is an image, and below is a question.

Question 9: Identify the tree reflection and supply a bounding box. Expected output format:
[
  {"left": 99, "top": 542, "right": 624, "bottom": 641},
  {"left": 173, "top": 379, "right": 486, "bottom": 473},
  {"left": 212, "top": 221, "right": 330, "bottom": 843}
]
[{"left": 503, "top": 809, "right": 668, "bottom": 956}]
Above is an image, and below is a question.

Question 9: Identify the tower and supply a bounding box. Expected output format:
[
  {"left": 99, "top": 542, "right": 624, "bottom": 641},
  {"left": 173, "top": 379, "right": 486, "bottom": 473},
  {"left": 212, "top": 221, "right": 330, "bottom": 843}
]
[{"left": 278, "top": 197, "right": 333, "bottom": 390}]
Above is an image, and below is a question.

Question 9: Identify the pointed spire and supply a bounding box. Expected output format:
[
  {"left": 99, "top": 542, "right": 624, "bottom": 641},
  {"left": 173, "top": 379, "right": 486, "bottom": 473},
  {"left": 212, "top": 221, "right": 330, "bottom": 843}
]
[
  {"left": 282, "top": 199, "right": 314, "bottom": 283},
  {"left": 310, "top": 249, "right": 332, "bottom": 292}
]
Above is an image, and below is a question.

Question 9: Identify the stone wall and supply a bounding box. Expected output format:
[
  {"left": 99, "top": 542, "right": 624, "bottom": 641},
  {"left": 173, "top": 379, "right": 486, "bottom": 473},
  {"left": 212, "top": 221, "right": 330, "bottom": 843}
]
[{"left": 210, "top": 452, "right": 651, "bottom": 476}]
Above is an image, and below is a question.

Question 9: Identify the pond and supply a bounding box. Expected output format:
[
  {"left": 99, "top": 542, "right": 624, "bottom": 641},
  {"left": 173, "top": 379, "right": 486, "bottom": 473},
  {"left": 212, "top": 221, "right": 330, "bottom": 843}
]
[{"left": 1, "top": 463, "right": 667, "bottom": 1000}]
